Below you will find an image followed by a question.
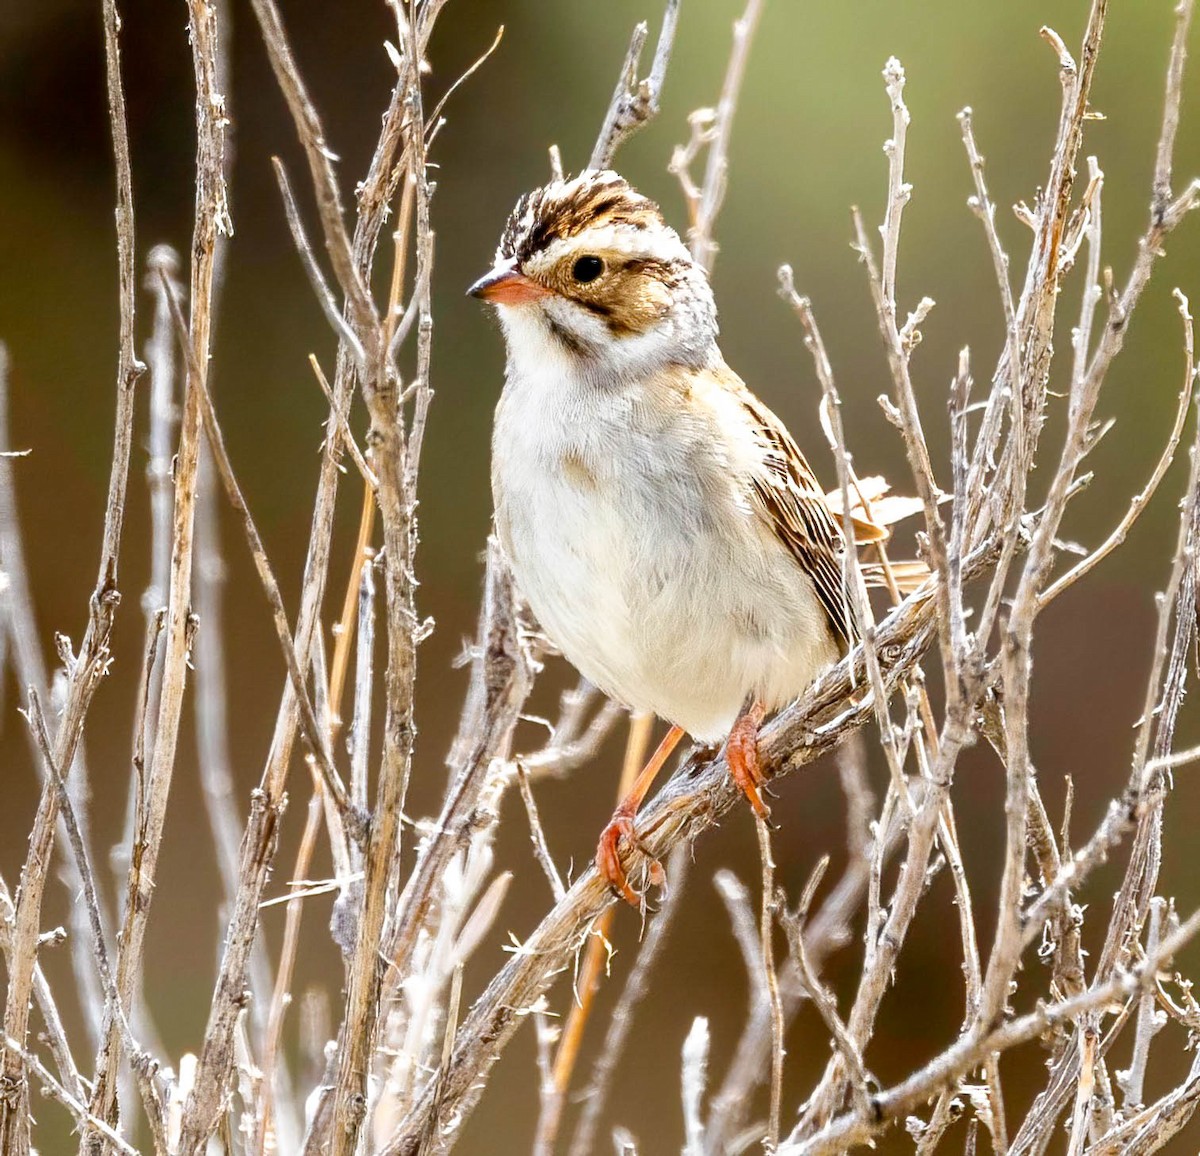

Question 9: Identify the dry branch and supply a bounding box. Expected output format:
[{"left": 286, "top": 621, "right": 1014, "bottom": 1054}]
[
  {"left": 590, "top": 0, "right": 681, "bottom": 170},
  {"left": 4, "top": 3, "right": 1200, "bottom": 1155},
  {"left": 1, "top": 0, "right": 144, "bottom": 1148}
]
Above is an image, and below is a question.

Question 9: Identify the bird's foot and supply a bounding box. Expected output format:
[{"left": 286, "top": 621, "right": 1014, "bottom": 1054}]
[
  {"left": 727, "top": 703, "right": 770, "bottom": 820},
  {"left": 596, "top": 809, "right": 664, "bottom": 908}
]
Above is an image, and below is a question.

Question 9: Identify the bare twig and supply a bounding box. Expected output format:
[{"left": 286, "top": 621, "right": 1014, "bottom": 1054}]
[
  {"left": 568, "top": 846, "right": 690, "bottom": 1156},
  {"left": 590, "top": 0, "right": 681, "bottom": 169},
  {"left": 0, "top": 874, "right": 84, "bottom": 1109},
  {"left": 781, "top": 907, "right": 1200, "bottom": 1156},
  {"left": 3, "top": 1038, "right": 139, "bottom": 1156},
  {"left": 1118, "top": 898, "right": 1167, "bottom": 1112},
  {"left": 308, "top": 354, "right": 376, "bottom": 488},
  {"left": 778, "top": 873, "right": 874, "bottom": 1123},
  {"left": 10, "top": 4, "right": 1200, "bottom": 1155},
  {"left": 701, "top": 738, "right": 887, "bottom": 1152},
  {"left": 141, "top": 244, "right": 182, "bottom": 751},
  {"left": 520, "top": 684, "right": 622, "bottom": 780},
  {"left": 159, "top": 271, "right": 353, "bottom": 817},
  {"left": 1041, "top": 288, "right": 1195, "bottom": 608},
  {"left": 517, "top": 764, "right": 566, "bottom": 902},
  {"left": 2, "top": 0, "right": 145, "bottom": 1146},
  {"left": 272, "top": 160, "right": 367, "bottom": 367},
  {"left": 757, "top": 820, "right": 784, "bottom": 1153},
  {"left": 25, "top": 694, "right": 167, "bottom": 1152},
  {"left": 534, "top": 713, "right": 653, "bottom": 1156},
  {"left": 0, "top": 349, "right": 109, "bottom": 1056},
  {"left": 681, "top": 1017, "right": 710, "bottom": 1156},
  {"left": 97, "top": 4, "right": 231, "bottom": 1148},
  {"left": 670, "top": 0, "right": 765, "bottom": 272},
  {"left": 385, "top": 535, "right": 1001, "bottom": 1153}
]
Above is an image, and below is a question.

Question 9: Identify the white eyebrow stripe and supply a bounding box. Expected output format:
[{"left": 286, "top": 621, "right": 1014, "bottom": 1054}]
[{"left": 529, "top": 222, "right": 691, "bottom": 273}]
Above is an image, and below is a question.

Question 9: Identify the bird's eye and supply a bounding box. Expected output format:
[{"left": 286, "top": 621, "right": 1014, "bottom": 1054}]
[{"left": 571, "top": 255, "right": 604, "bottom": 284}]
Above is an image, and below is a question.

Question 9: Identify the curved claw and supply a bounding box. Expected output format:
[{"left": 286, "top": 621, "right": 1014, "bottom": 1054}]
[
  {"left": 595, "top": 812, "right": 663, "bottom": 908},
  {"left": 727, "top": 706, "right": 771, "bottom": 820}
]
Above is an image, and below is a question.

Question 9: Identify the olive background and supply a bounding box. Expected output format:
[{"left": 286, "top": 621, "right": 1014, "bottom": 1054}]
[{"left": 2, "top": 1, "right": 1200, "bottom": 1151}]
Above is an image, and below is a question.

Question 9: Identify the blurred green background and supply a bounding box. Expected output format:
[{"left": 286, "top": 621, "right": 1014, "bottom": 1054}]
[{"left": 2, "top": 0, "right": 1200, "bottom": 1151}]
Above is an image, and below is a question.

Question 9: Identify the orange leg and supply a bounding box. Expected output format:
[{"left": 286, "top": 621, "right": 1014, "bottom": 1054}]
[
  {"left": 727, "top": 700, "right": 770, "bottom": 819},
  {"left": 596, "top": 723, "right": 685, "bottom": 907}
]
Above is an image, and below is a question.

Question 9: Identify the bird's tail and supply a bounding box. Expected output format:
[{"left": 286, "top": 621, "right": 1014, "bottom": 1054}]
[{"left": 860, "top": 559, "right": 931, "bottom": 595}]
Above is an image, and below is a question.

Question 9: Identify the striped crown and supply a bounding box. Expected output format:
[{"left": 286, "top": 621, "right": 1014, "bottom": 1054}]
[{"left": 498, "top": 170, "right": 667, "bottom": 267}]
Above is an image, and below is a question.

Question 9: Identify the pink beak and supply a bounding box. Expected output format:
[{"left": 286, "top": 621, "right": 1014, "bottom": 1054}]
[{"left": 467, "top": 261, "right": 552, "bottom": 305}]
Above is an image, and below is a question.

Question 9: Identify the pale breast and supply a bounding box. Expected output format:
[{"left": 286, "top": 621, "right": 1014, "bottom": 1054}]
[{"left": 491, "top": 362, "right": 839, "bottom": 742}]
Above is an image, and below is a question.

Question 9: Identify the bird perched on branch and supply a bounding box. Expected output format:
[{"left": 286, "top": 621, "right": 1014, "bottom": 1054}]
[{"left": 470, "top": 170, "right": 884, "bottom": 906}]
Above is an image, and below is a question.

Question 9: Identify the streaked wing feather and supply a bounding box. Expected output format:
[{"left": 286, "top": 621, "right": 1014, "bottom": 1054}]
[{"left": 738, "top": 390, "right": 858, "bottom": 648}]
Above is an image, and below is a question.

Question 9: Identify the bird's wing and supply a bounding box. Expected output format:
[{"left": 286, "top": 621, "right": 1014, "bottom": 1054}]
[{"left": 720, "top": 371, "right": 861, "bottom": 649}]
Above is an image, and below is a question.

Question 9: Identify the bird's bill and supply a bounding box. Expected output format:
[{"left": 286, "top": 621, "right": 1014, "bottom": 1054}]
[{"left": 467, "top": 261, "right": 551, "bottom": 305}]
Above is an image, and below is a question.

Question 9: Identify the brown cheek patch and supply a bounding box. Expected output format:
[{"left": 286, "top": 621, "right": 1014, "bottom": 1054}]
[
  {"left": 598, "top": 273, "right": 672, "bottom": 337},
  {"left": 545, "top": 253, "right": 683, "bottom": 340}
]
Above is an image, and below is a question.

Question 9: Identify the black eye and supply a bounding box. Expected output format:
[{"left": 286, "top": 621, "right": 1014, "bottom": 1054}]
[{"left": 571, "top": 255, "right": 604, "bottom": 284}]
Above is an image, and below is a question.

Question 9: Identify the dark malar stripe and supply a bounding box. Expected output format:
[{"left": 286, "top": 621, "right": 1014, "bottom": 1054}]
[
  {"left": 574, "top": 297, "right": 637, "bottom": 337},
  {"left": 545, "top": 317, "right": 593, "bottom": 357}
]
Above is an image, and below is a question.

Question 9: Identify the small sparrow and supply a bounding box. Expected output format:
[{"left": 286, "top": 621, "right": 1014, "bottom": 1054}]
[{"left": 470, "top": 170, "right": 873, "bottom": 905}]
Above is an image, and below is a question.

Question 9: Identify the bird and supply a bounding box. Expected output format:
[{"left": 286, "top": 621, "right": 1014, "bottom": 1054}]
[{"left": 469, "top": 169, "right": 877, "bottom": 906}]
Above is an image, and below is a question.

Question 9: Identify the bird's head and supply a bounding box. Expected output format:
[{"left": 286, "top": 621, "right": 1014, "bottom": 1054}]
[{"left": 469, "top": 170, "right": 717, "bottom": 381}]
